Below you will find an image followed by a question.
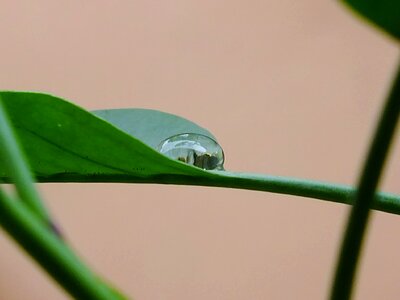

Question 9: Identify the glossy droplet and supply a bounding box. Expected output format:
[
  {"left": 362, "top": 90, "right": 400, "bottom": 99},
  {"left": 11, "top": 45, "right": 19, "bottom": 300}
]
[{"left": 157, "top": 133, "right": 225, "bottom": 170}]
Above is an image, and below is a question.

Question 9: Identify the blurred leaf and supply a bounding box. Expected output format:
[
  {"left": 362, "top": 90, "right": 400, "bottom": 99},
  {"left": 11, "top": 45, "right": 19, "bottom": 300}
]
[
  {"left": 1, "top": 91, "right": 400, "bottom": 216},
  {"left": 342, "top": 0, "right": 400, "bottom": 39}
]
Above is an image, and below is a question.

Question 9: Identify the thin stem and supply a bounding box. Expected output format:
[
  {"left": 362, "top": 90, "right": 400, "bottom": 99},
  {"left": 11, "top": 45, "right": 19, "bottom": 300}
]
[
  {"left": 0, "top": 98, "right": 52, "bottom": 227},
  {"left": 22, "top": 172, "right": 400, "bottom": 216},
  {"left": 0, "top": 187, "right": 126, "bottom": 300},
  {"left": 331, "top": 61, "right": 400, "bottom": 300}
]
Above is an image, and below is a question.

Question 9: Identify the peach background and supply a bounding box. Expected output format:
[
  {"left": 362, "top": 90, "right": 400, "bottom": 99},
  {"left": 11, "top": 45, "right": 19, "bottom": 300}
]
[{"left": 0, "top": 1, "right": 399, "bottom": 299}]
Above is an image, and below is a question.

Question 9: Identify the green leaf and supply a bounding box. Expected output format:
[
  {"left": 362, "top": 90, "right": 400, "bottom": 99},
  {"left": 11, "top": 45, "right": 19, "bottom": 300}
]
[
  {"left": 93, "top": 108, "right": 216, "bottom": 149},
  {"left": 342, "top": 0, "right": 400, "bottom": 39},
  {"left": 0, "top": 91, "right": 206, "bottom": 179},
  {"left": 1, "top": 91, "right": 400, "bottom": 216}
]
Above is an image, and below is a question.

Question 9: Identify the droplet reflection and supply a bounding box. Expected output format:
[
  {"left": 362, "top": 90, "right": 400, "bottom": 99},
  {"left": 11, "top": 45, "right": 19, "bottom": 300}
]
[{"left": 157, "top": 133, "right": 224, "bottom": 170}]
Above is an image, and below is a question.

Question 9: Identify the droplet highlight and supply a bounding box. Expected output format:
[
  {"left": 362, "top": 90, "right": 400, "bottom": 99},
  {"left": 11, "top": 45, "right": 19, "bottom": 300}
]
[{"left": 157, "top": 133, "right": 225, "bottom": 170}]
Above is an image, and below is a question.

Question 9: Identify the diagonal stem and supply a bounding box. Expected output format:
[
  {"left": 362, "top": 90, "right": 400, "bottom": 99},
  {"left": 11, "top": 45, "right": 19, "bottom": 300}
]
[
  {"left": 0, "top": 95, "right": 126, "bottom": 298},
  {"left": 0, "top": 187, "right": 126, "bottom": 300},
  {"left": 330, "top": 60, "right": 400, "bottom": 300},
  {"left": 0, "top": 98, "right": 53, "bottom": 228}
]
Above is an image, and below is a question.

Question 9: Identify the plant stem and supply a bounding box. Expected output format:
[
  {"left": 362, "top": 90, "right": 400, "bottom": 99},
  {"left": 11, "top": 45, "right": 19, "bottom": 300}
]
[
  {"left": 0, "top": 99, "right": 53, "bottom": 228},
  {"left": 330, "top": 61, "right": 400, "bottom": 300},
  {"left": 0, "top": 97, "right": 125, "bottom": 298},
  {"left": 28, "top": 172, "right": 400, "bottom": 216},
  {"left": 0, "top": 187, "right": 126, "bottom": 300}
]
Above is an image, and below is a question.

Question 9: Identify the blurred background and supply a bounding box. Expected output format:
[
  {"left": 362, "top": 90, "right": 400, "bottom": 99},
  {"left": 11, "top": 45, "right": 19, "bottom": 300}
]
[{"left": 0, "top": 1, "right": 399, "bottom": 299}]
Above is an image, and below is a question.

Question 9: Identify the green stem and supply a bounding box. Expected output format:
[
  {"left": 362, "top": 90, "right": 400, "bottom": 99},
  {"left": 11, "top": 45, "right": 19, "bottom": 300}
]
[
  {"left": 0, "top": 187, "right": 126, "bottom": 300},
  {"left": 331, "top": 61, "right": 400, "bottom": 300},
  {"left": 0, "top": 98, "right": 52, "bottom": 227},
  {"left": 26, "top": 172, "right": 400, "bottom": 216},
  {"left": 0, "top": 97, "right": 125, "bottom": 298}
]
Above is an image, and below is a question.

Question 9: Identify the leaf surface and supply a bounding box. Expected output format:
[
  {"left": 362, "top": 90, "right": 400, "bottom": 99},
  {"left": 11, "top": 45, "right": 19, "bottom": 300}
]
[
  {"left": 1, "top": 91, "right": 399, "bottom": 216},
  {"left": 93, "top": 108, "right": 215, "bottom": 149},
  {"left": 0, "top": 91, "right": 207, "bottom": 180}
]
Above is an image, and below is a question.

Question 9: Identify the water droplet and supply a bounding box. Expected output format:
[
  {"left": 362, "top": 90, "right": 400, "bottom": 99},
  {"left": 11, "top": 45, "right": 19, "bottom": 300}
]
[{"left": 157, "top": 133, "right": 225, "bottom": 170}]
